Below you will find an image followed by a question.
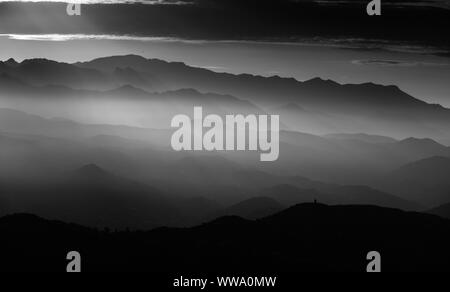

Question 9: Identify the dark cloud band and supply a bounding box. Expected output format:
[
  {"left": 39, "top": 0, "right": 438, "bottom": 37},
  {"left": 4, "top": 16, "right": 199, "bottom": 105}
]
[{"left": 0, "top": 0, "right": 448, "bottom": 55}]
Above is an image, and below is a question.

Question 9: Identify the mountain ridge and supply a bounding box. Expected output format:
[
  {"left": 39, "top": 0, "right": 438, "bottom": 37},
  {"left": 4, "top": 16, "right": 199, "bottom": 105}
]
[
  {"left": 2, "top": 203, "right": 450, "bottom": 272},
  {"left": 3, "top": 55, "right": 450, "bottom": 140}
]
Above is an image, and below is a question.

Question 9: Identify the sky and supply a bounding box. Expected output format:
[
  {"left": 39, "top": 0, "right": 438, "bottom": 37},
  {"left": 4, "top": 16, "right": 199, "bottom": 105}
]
[{"left": 0, "top": 0, "right": 449, "bottom": 106}]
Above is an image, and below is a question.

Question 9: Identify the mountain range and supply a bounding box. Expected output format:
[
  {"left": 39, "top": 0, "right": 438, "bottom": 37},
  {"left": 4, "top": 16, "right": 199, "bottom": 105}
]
[
  {"left": 1, "top": 107, "right": 449, "bottom": 211},
  {"left": 1, "top": 55, "right": 450, "bottom": 226},
  {"left": 2, "top": 55, "right": 450, "bottom": 141}
]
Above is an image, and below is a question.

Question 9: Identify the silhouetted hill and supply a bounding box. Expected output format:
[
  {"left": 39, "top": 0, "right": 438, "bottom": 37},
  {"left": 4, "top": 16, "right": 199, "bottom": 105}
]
[
  {"left": 257, "top": 184, "right": 421, "bottom": 210},
  {"left": 262, "top": 204, "right": 437, "bottom": 228},
  {"left": 217, "top": 197, "right": 284, "bottom": 220},
  {"left": 1, "top": 204, "right": 450, "bottom": 272},
  {"left": 331, "top": 185, "right": 421, "bottom": 210},
  {"left": 257, "top": 184, "right": 321, "bottom": 206},
  {"left": 428, "top": 203, "right": 450, "bottom": 219},
  {"left": 75, "top": 55, "right": 150, "bottom": 74}
]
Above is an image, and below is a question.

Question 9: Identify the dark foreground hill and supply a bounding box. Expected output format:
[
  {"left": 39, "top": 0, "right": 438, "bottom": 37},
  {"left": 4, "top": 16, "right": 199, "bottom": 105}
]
[
  {"left": 428, "top": 203, "right": 450, "bottom": 219},
  {"left": 1, "top": 204, "right": 449, "bottom": 272}
]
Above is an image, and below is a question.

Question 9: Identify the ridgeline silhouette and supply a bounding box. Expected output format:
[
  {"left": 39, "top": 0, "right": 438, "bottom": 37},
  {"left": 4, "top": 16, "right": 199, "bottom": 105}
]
[{"left": 1, "top": 203, "right": 450, "bottom": 272}]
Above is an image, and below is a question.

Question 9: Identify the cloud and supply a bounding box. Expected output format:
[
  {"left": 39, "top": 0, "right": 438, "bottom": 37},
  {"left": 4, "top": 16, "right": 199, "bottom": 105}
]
[
  {"left": 0, "top": 34, "right": 187, "bottom": 42},
  {"left": 2, "top": 34, "right": 449, "bottom": 59},
  {"left": 0, "top": 0, "right": 448, "bottom": 56},
  {"left": 352, "top": 59, "right": 450, "bottom": 67}
]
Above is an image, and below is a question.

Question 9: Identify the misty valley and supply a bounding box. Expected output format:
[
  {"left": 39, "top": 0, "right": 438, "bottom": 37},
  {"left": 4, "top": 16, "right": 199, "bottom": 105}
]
[
  {"left": 1, "top": 55, "right": 450, "bottom": 224},
  {"left": 1, "top": 55, "right": 450, "bottom": 272}
]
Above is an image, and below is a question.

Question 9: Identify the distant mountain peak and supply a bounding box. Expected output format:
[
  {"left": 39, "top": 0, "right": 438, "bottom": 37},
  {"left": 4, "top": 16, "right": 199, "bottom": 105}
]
[
  {"left": 75, "top": 55, "right": 149, "bottom": 69},
  {"left": 304, "top": 77, "right": 339, "bottom": 86},
  {"left": 402, "top": 137, "right": 436, "bottom": 143},
  {"left": 104, "top": 54, "right": 148, "bottom": 62},
  {"left": 399, "top": 137, "right": 443, "bottom": 147},
  {"left": 107, "top": 85, "right": 150, "bottom": 96},
  {"left": 5, "top": 58, "right": 19, "bottom": 67},
  {"left": 20, "top": 58, "right": 59, "bottom": 66}
]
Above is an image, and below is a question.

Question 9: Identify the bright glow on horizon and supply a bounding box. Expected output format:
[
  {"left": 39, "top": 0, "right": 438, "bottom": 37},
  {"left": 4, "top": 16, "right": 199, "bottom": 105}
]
[
  {"left": 0, "top": 34, "right": 449, "bottom": 109},
  {"left": 0, "top": 34, "right": 186, "bottom": 42}
]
